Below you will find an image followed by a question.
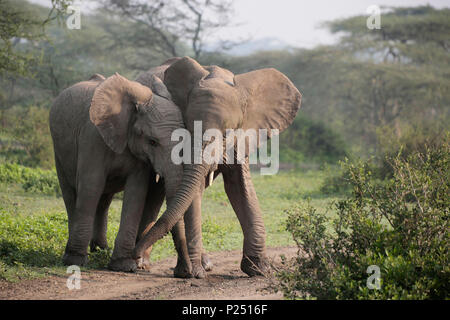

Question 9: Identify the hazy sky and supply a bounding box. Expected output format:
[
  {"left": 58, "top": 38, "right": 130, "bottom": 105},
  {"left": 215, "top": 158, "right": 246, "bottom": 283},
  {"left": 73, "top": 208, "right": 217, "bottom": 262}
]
[
  {"left": 30, "top": 0, "right": 450, "bottom": 48},
  {"left": 223, "top": 0, "right": 450, "bottom": 48}
]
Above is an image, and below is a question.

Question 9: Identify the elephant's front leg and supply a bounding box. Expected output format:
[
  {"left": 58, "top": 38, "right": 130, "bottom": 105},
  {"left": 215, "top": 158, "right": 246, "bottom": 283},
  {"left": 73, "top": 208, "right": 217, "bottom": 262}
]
[
  {"left": 135, "top": 179, "right": 165, "bottom": 270},
  {"left": 184, "top": 192, "right": 213, "bottom": 278},
  {"left": 109, "top": 167, "right": 150, "bottom": 272},
  {"left": 221, "top": 161, "right": 269, "bottom": 277}
]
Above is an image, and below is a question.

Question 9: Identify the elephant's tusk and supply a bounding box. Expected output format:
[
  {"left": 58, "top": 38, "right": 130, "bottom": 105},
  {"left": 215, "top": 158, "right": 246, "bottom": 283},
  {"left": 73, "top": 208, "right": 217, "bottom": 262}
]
[
  {"left": 156, "top": 174, "right": 160, "bottom": 183},
  {"left": 208, "top": 171, "right": 214, "bottom": 187}
]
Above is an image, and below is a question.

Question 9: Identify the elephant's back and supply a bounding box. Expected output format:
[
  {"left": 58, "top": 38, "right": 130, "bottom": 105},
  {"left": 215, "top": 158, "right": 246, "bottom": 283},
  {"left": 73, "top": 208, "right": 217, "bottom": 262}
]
[
  {"left": 49, "top": 80, "right": 101, "bottom": 182},
  {"left": 50, "top": 80, "right": 99, "bottom": 132}
]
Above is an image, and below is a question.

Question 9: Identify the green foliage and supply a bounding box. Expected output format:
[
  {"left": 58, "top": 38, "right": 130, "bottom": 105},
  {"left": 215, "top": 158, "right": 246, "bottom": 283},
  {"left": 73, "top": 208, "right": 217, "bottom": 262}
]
[
  {"left": 2, "top": 3, "right": 449, "bottom": 168},
  {"left": 280, "top": 115, "right": 348, "bottom": 164},
  {"left": 202, "top": 217, "right": 231, "bottom": 250},
  {"left": 319, "top": 163, "right": 353, "bottom": 196},
  {"left": 376, "top": 122, "right": 448, "bottom": 178},
  {"left": 0, "top": 0, "right": 43, "bottom": 77},
  {"left": 277, "top": 139, "right": 449, "bottom": 299},
  {"left": 1, "top": 105, "right": 54, "bottom": 168},
  {"left": 0, "top": 208, "right": 114, "bottom": 280},
  {"left": 0, "top": 210, "right": 67, "bottom": 281},
  {"left": 0, "top": 163, "right": 60, "bottom": 195},
  {"left": 327, "top": 6, "right": 450, "bottom": 66},
  {"left": 0, "top": 0, "right": 74, "bottom": 77},
  {"left": 87, "top": 248, "right": 114, "bottom": 270}
]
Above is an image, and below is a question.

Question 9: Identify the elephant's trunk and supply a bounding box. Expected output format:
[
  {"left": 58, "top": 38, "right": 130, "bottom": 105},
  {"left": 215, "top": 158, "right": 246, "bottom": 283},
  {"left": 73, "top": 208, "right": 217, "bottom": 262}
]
[{"left": 133, "top": 162, "right": 209, "bottom": 259}]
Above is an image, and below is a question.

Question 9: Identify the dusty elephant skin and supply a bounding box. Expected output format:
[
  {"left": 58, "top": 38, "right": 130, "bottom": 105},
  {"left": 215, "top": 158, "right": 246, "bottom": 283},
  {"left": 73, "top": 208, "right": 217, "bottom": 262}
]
[
  {"left": 49, "top": 68, "right": 197, "bottom": 276},
  {"left": 134, "top": 56, "right": 302, "bottom": 277}
]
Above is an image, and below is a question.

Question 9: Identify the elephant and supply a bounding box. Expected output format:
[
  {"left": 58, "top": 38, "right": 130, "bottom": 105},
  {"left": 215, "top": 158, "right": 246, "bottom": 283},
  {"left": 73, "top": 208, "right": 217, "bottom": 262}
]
[
  {"left": 134, "top": 59, "right": 213, "bottom": 278},
  {"left": 133, "top": 56, "right": 302, "bottom": 277},
  {"left": 49, "top": 69, "right": 198, "bottom": 276}
]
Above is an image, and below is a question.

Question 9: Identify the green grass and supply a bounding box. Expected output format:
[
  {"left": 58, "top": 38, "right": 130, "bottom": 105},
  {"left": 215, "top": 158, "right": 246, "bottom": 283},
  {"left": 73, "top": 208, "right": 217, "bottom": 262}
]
[{"left": 0, "top": 168, "right": 340, "bottom": 282}]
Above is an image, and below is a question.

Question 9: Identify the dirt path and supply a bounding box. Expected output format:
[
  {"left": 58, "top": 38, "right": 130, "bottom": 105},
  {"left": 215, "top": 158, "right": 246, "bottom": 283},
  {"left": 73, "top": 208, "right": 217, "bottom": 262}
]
[{"left": 0, "top": 247, "right": 297, "bottom": 300}]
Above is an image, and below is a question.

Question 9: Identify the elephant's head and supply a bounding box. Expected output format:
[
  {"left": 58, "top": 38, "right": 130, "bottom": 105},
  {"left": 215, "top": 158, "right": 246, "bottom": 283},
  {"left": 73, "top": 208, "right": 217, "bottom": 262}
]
[
  {"left": 133, "top": 57, "right": 302, "bottom": 259},
  {"left": 89, "top": 72, "right": 185, "bottom": 199}
]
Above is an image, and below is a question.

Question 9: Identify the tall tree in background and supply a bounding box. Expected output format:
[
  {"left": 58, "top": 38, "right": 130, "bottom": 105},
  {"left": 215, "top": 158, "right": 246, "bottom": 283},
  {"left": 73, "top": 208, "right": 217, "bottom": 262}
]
[
  {"left": 322, "top": 6, "right": 450, "bottom": 149},
  {"left": 99, "top": 0, "right": 235, "bottom": 67}
]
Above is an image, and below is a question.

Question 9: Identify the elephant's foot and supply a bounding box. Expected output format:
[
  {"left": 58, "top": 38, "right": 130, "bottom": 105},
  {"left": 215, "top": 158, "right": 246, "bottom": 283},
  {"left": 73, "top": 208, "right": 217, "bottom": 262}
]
[
  {"left": 173, "top": 258, "right": 192, "bottom": 278},
  {"left": 63, "top": 253, "right": 88, "bottom": 266},
  {"left": 191, "top": 262, "right": 207, "bottom": 279},
  {"left": 241, "top": 254, "right": 270, "bottom": 277},
  {"left": 108, "top": 258, "right": 137, "bottom": 272},
  {"left": 136, "top": 257, "right": 151, "bottom": 271},
  {"left": 201, "top": 252, "right": 213, "bottom": 272}
]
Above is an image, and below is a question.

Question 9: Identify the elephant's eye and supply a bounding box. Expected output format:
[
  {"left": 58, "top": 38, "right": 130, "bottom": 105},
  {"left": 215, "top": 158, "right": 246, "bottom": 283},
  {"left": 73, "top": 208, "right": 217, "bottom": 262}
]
[{"left": 148, "top": 139, "right": 157, "bottom": 146}]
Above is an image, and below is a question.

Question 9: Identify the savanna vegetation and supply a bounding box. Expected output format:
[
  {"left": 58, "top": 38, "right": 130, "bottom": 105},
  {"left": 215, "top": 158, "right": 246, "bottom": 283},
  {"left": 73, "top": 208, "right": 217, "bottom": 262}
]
[{"left": 0, "top": 1, "right": 448, "bottom": 299}]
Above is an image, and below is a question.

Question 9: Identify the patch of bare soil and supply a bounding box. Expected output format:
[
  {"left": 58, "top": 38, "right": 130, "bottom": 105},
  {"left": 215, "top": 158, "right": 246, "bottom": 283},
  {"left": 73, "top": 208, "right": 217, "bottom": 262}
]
[{"left": 0, "top": 247, "right": 297, "bottom": 300}]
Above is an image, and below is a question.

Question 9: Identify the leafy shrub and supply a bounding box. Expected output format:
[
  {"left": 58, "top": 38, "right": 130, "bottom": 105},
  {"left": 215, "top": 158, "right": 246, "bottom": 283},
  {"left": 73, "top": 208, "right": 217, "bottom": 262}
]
[
  {"left": 1, "top": 106, "right": 54, "bottom": 169},
  {"left": 280, "top": 115, "right": 348, "bottom": 165},
  {"left": 277, "top": 138, "right": 449, "bottom": 299},
  {"left": 319, "top": 163, "right": 353, "bottom": 195},
  {"left": 0, "top": 163, "right": 60, "bottom": 195},
  {"left": 376, "top": 122, "right": 447, "bottom": 179}
]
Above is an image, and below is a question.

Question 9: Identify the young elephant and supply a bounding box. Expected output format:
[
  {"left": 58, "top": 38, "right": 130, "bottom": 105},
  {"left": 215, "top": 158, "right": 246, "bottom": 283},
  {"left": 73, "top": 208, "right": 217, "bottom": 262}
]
[
  {"left": 135, "top": 59, "right": 213, "bottom": 277},
  {"left": 49, "top": 72, "right": 192, "bottom": 275},
  {"left": 133, "top": 57, "right": 302, "bottom": 277}
]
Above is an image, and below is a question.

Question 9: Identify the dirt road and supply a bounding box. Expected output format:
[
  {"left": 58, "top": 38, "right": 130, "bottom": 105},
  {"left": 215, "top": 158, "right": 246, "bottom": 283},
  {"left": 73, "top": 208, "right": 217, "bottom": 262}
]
[{"left": 0, "top": 246, "right": 297, "bottom": 300}]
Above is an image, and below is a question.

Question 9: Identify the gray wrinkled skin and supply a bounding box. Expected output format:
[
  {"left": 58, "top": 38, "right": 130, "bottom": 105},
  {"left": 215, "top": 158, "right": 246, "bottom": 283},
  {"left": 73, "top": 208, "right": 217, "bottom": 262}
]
[{"left": 49, "top": 69, "right": 194, "bottom": 276}]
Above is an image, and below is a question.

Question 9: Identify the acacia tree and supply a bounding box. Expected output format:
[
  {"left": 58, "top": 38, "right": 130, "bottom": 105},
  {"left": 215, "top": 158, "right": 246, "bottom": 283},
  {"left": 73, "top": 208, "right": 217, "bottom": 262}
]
[
  {"left": 323, "top": 6, "right": 450, "bottom": 147},
  {"left": 99, "top": 0, "right": 235, "bottom": 63}
]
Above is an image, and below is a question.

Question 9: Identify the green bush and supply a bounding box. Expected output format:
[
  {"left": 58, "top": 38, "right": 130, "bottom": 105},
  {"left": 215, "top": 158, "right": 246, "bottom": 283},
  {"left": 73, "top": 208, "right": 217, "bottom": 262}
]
[
  {"left": 277, "top": 137, "right": 449, "bottom": 299},
  {"left": 1, "top": 106, "right": 54, "bottom": 169},
  {"left": 280, "top": 115, "right": 348, "bottom": 165},
  {"left": 0, "top": 163, "right": 60, "bottom": 196},
  {"left": 376, "top": 122, "right": 447, "bottom": 179}
]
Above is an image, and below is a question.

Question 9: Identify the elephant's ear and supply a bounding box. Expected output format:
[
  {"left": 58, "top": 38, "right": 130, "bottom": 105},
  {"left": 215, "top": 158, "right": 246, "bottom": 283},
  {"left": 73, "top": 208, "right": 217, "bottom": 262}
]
[
  {"left": 88, "top": 73, "right": 106, "bottom": 81},
  {"left": 90, "top": 73, "right": 153, "bottom": 154},
  {"left": 236, "top": 68, "right": 301, "bottom": 136},
  {"left": 149, "top": 75, "right": 172, "bottom": 100},
  {"left": 164, "top": 56, "right": 209, "bottom": 111}
]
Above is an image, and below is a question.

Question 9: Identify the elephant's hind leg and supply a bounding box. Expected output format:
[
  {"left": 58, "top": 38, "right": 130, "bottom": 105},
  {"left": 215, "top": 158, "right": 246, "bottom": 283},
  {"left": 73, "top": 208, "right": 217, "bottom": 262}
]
[
  {"left": 64, "top": 170, "right": 106, "bottom": 267},
  {"left": 172, "top": 219, "right": 193, "bottom": 278},
  {"left": 55, "top": 158, "right": 83, "bottom": 266},
  {"left": 90, "top": 193, "right": 114, "bottom": 252}
]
